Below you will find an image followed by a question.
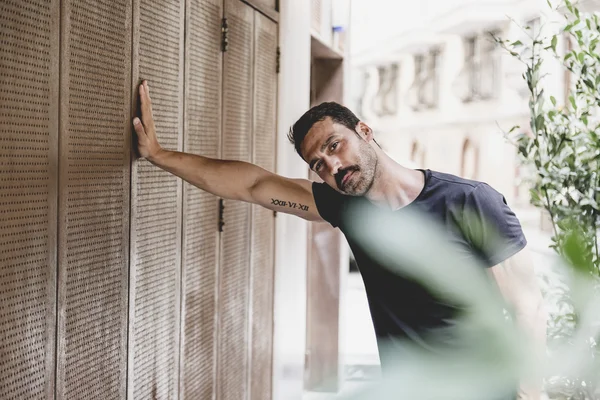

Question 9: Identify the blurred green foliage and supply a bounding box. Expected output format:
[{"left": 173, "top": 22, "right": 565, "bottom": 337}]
[{"left": 497, "top": 1, "right": 600, "bottom": 397}]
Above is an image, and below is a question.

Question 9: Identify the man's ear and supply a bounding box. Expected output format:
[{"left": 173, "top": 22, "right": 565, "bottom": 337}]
[{"left": 355, "top": 121, "right": 374, "bottom": 142}]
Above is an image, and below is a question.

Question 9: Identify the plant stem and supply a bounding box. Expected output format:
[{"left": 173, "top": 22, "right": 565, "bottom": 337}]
[
  {"left": 544, "top": 190, "right": 560, "bottom": 241},
  {"left": 530, "top": 39, "right": 561, "bottom": 244},
  {"left": 594, "top": 218, "right": 598, "bottom": 274}
]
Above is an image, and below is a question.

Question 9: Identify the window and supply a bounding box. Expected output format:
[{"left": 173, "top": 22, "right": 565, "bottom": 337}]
[
  {"left": 372, "top": 65, "right": 387, "bottom": 116},
  {"left": 464, "top": 36, "right": 478, "bottom": 99},
  {"left": 382, "top": 63, "right": 399, "bottom": 115},
  {"left": 408, "top": 48, "right": 440, "bottom": 111},
  {"left": 479, "top": 31, "right": 499, "bottom": 99},
  {"left": 455, "top": 31, "right": 499, "bottom": 102},
  {"left": 372, "top": 63, "right": 400, "bottom": 117},
  {"left": 353, "top": 69, "right": 369, "bottom": 119}
]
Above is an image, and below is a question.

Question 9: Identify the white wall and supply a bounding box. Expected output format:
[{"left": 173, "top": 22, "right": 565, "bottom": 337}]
[{"left": 273, "top": 1, "right": 311, "bottom": 399}]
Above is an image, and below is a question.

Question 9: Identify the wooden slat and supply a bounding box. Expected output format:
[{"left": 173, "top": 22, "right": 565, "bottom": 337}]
[
  {"left": 179, "top": 0, "right": 223, "bottom": 398},
  {"left": 249, "top": 11, "right": 278, "bottom": 400},
  {"left": 128, "top": 0, "right": 185, "bottom": 398},
  {"left": 0, "top": 0, "right": 59, "bottom": 398},
  {"left": 57, "top": 0, "right": 132, "bottom": 398},
  {"left": 218, "top": 1, "right": 255, "bottom": 399}
]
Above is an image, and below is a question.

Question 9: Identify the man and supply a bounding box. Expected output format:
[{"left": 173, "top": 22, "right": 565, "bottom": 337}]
[{"left": 132, "top": 80, "right": 545, "bottom": 398}]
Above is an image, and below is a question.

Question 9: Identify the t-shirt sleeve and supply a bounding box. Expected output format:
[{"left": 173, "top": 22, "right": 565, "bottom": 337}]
[
  {"left": 460, "top": 183, "right": 527, "bottom": 267},
  {"left": 312, "top": 182, "right": 346, "bottom": 228}
]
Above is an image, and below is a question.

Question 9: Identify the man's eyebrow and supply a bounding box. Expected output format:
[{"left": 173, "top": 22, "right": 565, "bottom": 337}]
[
  {"left": 308, "top": 133, "right": 336, "bottom": 170},
  {"left": 320, "top": 134, "right": 336, "bottom": 153}
]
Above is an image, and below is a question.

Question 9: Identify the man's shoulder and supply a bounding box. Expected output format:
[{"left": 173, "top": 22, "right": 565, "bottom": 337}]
[
  {"left": 425, "top": 170, "right": 511, "bottom": 216},
  {"left": 428, "top": 170, "right": 481, "bottom": 191},
  {"left": 424, "top": 170, "right": 485, "bottom": 201}
]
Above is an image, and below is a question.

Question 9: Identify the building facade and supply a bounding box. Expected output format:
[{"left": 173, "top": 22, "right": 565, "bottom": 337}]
[{"left": 349, "top": 0, "right": 584, "bottom": 209}]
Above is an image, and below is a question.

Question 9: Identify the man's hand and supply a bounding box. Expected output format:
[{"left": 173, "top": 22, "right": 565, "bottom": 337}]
[{"left": 133, "top": 80, "right": 163, "bottom": 161}]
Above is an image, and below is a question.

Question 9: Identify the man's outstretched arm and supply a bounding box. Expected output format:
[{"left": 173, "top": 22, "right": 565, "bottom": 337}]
[{"left": 132, "top": 80, "right": 323, "bottom": 222}]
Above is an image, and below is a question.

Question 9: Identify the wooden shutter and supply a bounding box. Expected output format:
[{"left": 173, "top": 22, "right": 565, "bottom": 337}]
[
  {"left": 179, "top": 0, "right": 223, "bottom": 399},
  {"left": 57, "top": 0, "right": 132, "bottom": 398},
  {"left": 249, "top": 11, "right": 278, "bottom": 400},
  {"left": 0, "top": 0, "right": 59, "bottom": 398},
  {"left": 129, "top": 0, "right": 185, "bottom": 399},
  {"left": 252, "top": 0, "right": 278, "bottom": 11},
  {"left": 219, "top": 1, "right": 254, "bottom": 399}
]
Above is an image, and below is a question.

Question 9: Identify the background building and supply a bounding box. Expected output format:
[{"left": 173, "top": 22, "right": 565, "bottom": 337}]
[{"left": 348, "top": 0, "right": 579, "bottom": 208}]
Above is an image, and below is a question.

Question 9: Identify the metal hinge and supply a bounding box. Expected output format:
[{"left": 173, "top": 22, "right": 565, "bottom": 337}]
[
  {"left": 276, "top": 46, "right": 281, "bottom": 73},
  {"left": 221, "top": 17, "right": 229, "bottom": 52},
  {"left": 218, "top": 199, "right": 225, "bottom": 232},
  {"left": 273, "top": 210, "right": 277, "bottom": 218}
]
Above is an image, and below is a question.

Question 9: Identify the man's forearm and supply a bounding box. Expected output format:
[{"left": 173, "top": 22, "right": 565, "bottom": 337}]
[{"left": 147, "top": 149, "right": 264, "bottom": 202}]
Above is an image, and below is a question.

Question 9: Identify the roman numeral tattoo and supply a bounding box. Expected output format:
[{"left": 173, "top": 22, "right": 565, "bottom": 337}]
[{"left": 271, "top": 198, "right": 309, "bottom": 211}]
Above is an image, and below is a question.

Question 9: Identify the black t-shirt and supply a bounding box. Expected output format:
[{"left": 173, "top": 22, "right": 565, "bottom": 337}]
[{"left": 312, "top": 169, "right": 527, "bottom": 344}]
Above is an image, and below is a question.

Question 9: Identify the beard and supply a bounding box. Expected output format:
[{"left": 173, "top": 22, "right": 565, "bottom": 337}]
[{"left": 335, "top": 144, "right": 378, "bottom": 196}]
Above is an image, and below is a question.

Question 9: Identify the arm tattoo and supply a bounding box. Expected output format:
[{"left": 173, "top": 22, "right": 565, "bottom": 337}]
[{"left": 271, "top": 198, "right": 309, "bottom": 211}]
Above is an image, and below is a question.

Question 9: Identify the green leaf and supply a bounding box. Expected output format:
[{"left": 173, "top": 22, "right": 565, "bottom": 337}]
[
  {"left": 564, "top": 23, "right": 574, "bottom": 32},
  {"left": 510, "top": 40, "right": 523, "bottom": 47},
  {"left": 535, "top": 114, "right": 545, "bottom": 131},
  {"left": 570, "top": 95, "right": 577, "bottom": 110},
  {"left": 546, "top": 0, "right": 552, "bottom": 8},
  {"left": 587, "top": 19, "right": 591, "bottom": 30},
  {"left": 578, "top": 52, "right": 585, "bottom": 63},
  {"left": 565, "top": 52, "right": 573, "bottom": 61},
  {"left": 575, "top": 7, "right": 580, "bottom": 19},
  {"left": 565, "top": 0, "right": 573, "bottom": 12},
  {"left": 508, "top": 125, "right": 520, "bottom": 133},
  {"left": 550, "top": 95, "right": 557, "bottom": 106},
  {"left": 551, "top": 35, "right": 558, "bottom": 52},
  {"left": 530, "top": 188, "right": 541, "bottom": 203},
  {"left": 582, "top": 115, "right": 588, "bottom": 125},
  {"left": 563, "top": 230, "right": 594, "bottom": 275}
]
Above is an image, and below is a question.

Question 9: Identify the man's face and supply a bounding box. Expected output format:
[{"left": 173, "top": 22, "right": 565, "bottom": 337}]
[{"left": 300, "top": 118, "right": 378, "bottom": 196}]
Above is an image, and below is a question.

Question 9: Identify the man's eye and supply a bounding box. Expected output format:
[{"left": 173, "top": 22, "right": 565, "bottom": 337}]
[
  {"left": 315, "top": 161, "right": 323, "bottom": 172},
  {"left": 331, "top": 142, "right": 338, "bottom": 150}
]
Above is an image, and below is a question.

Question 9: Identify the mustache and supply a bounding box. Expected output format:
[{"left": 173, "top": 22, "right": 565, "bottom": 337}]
[{"left": 335, "top": 165, "right": 360, "bottom": 190}]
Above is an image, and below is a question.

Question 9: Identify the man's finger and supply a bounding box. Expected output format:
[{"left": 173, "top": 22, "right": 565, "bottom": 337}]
[
  {"left": 133, "top": 117, "right": 146, "bottom": 136},
  {"left": 139, "top": 82, "right": 154, "bottom": 127}
]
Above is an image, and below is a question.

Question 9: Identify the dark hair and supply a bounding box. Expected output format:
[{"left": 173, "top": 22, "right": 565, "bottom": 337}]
[{"left": 288, "top": 102, "right": 360, "bottom": 159}]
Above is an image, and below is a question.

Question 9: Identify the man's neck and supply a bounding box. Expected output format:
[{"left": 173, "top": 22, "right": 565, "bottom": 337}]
[{"left": 364, "top": 152, "right": 425, "bottom": 211}]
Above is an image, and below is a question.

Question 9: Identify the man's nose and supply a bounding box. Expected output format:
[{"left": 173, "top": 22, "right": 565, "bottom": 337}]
[{"left": 327, "top": 159, "right": 341, "bottom": 176}]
